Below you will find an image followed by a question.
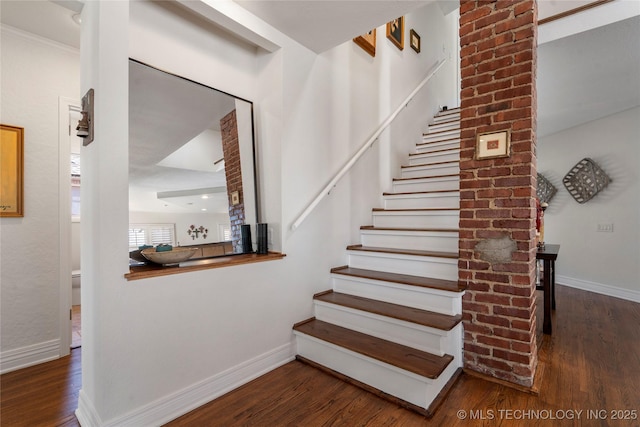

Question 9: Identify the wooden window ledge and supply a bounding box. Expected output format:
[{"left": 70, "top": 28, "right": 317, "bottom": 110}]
[{"left": 125, "top": 251, "right": 286, "bottom": 281}]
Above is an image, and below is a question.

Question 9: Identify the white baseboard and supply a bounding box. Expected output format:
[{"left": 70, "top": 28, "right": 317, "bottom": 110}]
[
  {"left": 557, "top": 275, "right": 640, "bottom": 303},
  {"left": 0, "top": 339, "right": 60, "bottom": 374},
  {"left": 76, "top": 390, "right": 103, "bottom": 427},
  {"left": 75, "top": 341, "right": 296, "bottom": 427}
]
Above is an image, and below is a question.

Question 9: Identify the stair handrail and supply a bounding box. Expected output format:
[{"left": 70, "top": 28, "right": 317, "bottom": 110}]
[{"left": 290, "top": 58, "right": 447, "bottom": 231}]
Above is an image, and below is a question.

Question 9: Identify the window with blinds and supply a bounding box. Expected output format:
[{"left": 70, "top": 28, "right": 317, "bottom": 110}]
[
  {"left": 218, "top": 224, "right": 232, "bottom": 241},
  {"left": 129, "top": 224, "right": 176, "bottom": 250}
]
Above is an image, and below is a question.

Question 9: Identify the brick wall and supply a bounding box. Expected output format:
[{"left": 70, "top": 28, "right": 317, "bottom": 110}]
[
  {"left": 459, "top": 0, "right": 538, "bottom": 387},
  {"left": 220, "top": 110, "right": 245, "bottom": 253}
]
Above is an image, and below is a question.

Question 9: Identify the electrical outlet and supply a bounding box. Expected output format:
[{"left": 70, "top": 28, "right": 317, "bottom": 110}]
[{"left": 597, "top": 223, "right": 614, "bottom": 232}]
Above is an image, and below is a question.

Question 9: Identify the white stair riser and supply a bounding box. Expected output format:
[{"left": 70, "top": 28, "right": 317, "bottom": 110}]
[
  {"left": 416, "top": 139, "right": 460, "bottom": 154},
  {"left": 314, "top": 302, "right": 462, "bottom": 357},
  {"left": 427, "top": 121, "right": 459, "bottom": 133},
  {"left": 393, "top": 177, "right": 459, "bottom": 193},
  {"left": 332, "top": 274, "right": 463, "bottom": 315},
  {"left": 409, "top": 150, "right": 459, "bottom": 165},
  {"left": 347, "top": 251, "right": 458, "bottom": 281},
  {"left": 360, "top": 230, "right": 459, "bottom": 253},
  {"left": 372, "top": 210, "right": 459, "bottom": 229},
  {"left": 423, "top": 129, "right": 460, "bottom": 142},
  {"left": 384, "top": 193, "right": 460, "bottom": 209},
  {"left": 401, "top": 164, "right": 459, "bottom": 179},
  {"left": 432, "top": 113, "right": 460, "bottom": 125},
  {"left": 295, "top": 333, "right": 460, "bottom": 410}
]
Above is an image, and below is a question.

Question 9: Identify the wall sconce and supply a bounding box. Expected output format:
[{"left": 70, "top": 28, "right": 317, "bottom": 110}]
[{"left": 77, "top": 88, "right": 94, "bottom": 146}]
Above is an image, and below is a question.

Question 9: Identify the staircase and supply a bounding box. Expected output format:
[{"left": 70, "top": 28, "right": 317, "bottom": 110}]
[{"left": 293, "top": 107, "right": 464, "bottom": 417}]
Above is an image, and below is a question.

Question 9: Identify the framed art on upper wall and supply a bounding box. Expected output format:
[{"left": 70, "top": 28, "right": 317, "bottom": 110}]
[
  {"left": 386, "top": 17, "right": 404, "bottom": 50},
  {"left": 353, "top": 29, "right": 376, "bottom": 57},
  {"left": 410, "top": 29, "right": 421, "bottom": 53},
  {"left": 0, "top": 124, "right": 24, "bottom": 217}
]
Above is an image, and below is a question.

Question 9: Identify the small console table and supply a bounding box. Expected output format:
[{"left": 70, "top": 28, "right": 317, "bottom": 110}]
[{"left": 536, "top": 244, "right": 560, "bottom": 335}]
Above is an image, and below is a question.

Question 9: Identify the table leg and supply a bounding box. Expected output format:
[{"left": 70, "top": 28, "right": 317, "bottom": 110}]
[
  {"left": 551, "top": 260, "right": 556, "bottom": 310},
  {"left": 543, "top": 259, "right": 552, "bottom": 334}
]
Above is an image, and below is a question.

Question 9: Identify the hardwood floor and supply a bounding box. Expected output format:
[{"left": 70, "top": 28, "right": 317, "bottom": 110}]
[
  {"left": 0, "top": 348, "right": 81, "bottom": 427},
  {"left": 2, "top": 285, "right": 638, "bottom": 426}
]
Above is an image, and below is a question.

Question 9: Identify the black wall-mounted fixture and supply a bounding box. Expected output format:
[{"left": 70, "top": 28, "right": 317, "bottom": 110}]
[{"left": 77, "top": 88, "right": 94, "bottom": 146}]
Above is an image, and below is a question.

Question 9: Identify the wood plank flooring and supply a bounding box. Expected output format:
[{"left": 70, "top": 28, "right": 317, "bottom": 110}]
[{"left": 2, "top": 285, "right": 639, "bottom": 426}]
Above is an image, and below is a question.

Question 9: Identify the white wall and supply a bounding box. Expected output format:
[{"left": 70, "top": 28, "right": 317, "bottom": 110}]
[
  {"left": 0, "top": 27, "right": 79, "bottom": 373},
  {"left": 538, "top": 107, "right": 640, "bottom": 301}
]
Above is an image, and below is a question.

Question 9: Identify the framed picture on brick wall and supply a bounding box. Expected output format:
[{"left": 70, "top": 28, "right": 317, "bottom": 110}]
[{"left": 476, "top": 130, "right": 510, "bottom": 160}]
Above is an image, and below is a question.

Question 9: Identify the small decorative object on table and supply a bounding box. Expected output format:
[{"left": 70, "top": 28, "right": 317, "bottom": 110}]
[{"left": 563, "top": 158, "right": 610, "bottom": 204}]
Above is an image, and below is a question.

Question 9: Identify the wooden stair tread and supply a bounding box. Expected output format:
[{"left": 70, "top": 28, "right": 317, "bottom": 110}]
[
  {"left": 314, "top": 290, "right": 462, "bottom": 331},
  {"left": 347, "top": 244, "right": 458, "bottom": 259},
  {"left": 401, "top": 160, "right": 459, "bottom": 168},
  {"left": 331, "top": 266, "right": 464, "bottom": 293},
  {"left": 435, "top": 107, "right": 460, "bottom": 115},
  {"left": 360, "top": 225, "right": 459, "bottom": 233},
  {"left": 422, "top": 127, "right": 460, "bottom": 136},
  {"left": 393, "top": 174, "right": 459, "bottom": 182},
  {"left": 430, "top": 116, "right": 459, "bottom": 124},
  {"left": 383, "top": 189, "right": 459, "bottom": 196},
  {"left": 293, "top": 318, "right": 453, "bottom": 379},
  {"left": 418, "top": 136, "right": 460, "bottom": 145},
  {"left": 409, "top": 147, "right": 459, "bottom": 156}
]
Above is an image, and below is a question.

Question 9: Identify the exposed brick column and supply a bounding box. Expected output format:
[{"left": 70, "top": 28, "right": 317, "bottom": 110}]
[
  {"left": 220, "top": 110, "right": 245, "bottom": 253},
  {"left": 459, "top": 0, "right": 538, "bottom": 387}
]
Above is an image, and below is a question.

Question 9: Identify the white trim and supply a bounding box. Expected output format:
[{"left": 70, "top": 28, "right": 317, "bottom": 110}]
[
  {"left": 557, "top": 275, "right": 640, "bottom": 303},
  {"left": 0, "top": 339, "right": 60, "bottom": 374},
  {"left": 76, "top": 390, "right": 104, "bottom": 427},
  {"left": 538, "top": 0, "right": 640, "bottom": 45},
  {"left": 76, "top": 342, "right": 296, "bottom": 427},
  {"left": 0, "top": 24, "right": 80, "bottom": 54},
  {"left": 59, "top": 98, "right": 81, "bottom": 358}
]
